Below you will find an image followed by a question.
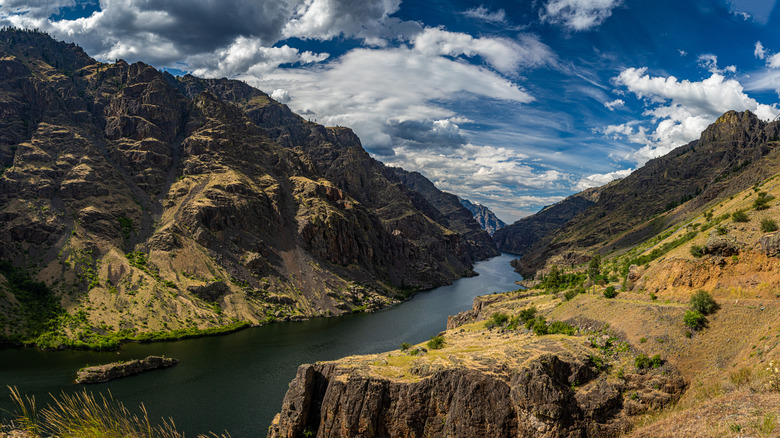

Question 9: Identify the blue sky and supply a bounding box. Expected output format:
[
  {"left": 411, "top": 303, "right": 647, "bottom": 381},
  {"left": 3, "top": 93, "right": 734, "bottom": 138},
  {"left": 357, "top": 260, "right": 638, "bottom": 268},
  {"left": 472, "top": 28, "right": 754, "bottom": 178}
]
[{"left": 2, "top": 0, "right": 779, "bottom": 222}]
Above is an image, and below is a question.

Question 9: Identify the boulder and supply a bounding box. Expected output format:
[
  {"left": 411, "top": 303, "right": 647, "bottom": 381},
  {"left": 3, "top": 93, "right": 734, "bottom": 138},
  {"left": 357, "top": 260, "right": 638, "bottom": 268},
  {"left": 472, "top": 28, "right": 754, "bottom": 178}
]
[{"left": 759, "top": 232, "right": 780, "bottom": 257}]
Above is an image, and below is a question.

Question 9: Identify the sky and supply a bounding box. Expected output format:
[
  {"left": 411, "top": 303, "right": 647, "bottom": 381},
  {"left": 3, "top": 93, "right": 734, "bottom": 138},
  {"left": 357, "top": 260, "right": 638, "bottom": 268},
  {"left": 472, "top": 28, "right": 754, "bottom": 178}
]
[{"left": 2, "top": 0, "right": 780, "bottom": 222}]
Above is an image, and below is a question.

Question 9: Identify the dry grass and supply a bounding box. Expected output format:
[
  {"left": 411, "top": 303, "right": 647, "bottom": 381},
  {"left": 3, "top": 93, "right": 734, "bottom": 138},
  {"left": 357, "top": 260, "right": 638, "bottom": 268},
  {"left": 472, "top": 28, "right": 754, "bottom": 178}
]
[{"left": 5, "top": 387, "right": 228, "bottom": 438}]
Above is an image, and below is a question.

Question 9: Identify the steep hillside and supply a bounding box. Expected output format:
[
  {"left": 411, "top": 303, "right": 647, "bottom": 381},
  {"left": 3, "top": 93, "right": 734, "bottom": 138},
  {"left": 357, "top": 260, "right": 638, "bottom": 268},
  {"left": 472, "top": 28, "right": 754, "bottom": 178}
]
[
  {"left": 391, "top": 169, "right": 498, "bottom": 259},
  {"left": 514, "top": 110, "right": 780, "bottom": 277},
  {"left": 0, "top": 29, "right": 495, "bottom": 349},
  {"left": 458, "top": 197, "right": 506, "bottom": 236},
  {"left": 493, "top": 186, "right": 603, "bottom": 256}
]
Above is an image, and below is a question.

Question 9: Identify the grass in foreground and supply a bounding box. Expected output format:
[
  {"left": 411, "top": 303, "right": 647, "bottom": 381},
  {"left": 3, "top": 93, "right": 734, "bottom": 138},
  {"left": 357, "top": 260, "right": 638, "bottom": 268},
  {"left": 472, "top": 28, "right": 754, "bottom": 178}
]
[{"left": 5, "top": 386, "right": 229, "bottom": 438}]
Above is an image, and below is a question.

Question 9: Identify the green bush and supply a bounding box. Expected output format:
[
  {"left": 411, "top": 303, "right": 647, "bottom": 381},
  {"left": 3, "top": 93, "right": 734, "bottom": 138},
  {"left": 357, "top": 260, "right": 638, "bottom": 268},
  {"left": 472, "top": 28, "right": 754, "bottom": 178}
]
[
  {"left": 532, "top": 317, "right": 549, "bottom": 335},
  {"left": 732, "top": 210, "right": 749, "bottom": 222},
  {"left": 400, "top": 342, "right": 411, "bottom": 351},
  {"left": 603, "top": 286, "right": 617, "bottom": 298},
  {"left": 689, "top": 290, "right": 719, "bottom": 315},
  {"left": 651, "top": 354, "right": 663, "bottom": 368},
  {"left": 427, "top": 335, "right": 445, "bottom": 350},
  {"left": 518, "top": 306, "right": 537, "bottom": 324},
  {"left": 635, "top": 353, "right": 651, "bottom": 369},
  {"left": 563, "top": 289, "right": 578, "bottom": 301},
  {"left": 485, "top": 312, "right": 509, "bottom": 329},
  {"left": 753, "top": 192, "right": 773, "bottom": 211},
  {"left": 683, "top": 310, "right": 707, "bottom": 331},
  {"left": 689, "top": 245, "right": 705, "bottom": 258},
  {"left": 761, "top": 218, "right": 778, "bottom": 232},
  {"left": 549, "top": 321, "right": 575, "bottom": 335}
]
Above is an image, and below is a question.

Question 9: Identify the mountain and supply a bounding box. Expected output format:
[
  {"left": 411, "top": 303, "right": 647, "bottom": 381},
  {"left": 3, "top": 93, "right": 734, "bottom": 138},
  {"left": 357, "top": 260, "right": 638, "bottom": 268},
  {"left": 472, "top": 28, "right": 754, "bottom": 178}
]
[
  {"left": 0, "top": 29, "right": 496, "bottom": 348},
  {"left": 457, "top": 198, "right": 506, "bottom": 236},
  {"left": 492, "top": 186, "right": 603, "bottom": 255},
  {"left": 391, "top": 169, "right": 498, "bottom": 259},
  {"left": 269, "top": 109, "right": 780, "bottom": 438},
  {"left": 513, "top": 110, "right": 780, "bottom": 277}
]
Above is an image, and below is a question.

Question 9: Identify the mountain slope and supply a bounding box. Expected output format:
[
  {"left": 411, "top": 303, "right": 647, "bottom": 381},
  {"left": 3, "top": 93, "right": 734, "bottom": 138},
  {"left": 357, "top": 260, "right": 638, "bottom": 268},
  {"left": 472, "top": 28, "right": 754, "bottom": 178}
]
[
  {"left": 493, "top": 186, "right": 603, "bottom": 255},
  {"left": 0, "top": 29, "right": 495, "bottom": 348},
  {"left": 513, "top": 110, "right": 780, "bottom": 276},
  {"left": 458, "top": 197, "right": 506, "bottom": 236}
]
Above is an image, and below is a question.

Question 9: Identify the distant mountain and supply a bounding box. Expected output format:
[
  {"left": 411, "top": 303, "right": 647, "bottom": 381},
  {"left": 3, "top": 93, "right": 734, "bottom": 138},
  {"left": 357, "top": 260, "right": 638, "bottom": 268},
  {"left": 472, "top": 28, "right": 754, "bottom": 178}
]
[
  {"left": 457, "top": 198, "right": 506, "bottom": 236},
  {"left": 0, "top": 29, "right": 496, "bottom": 348},
  {"left": 492, "top": 186, "right": 603, "bottom": 255},
  {"left": 512, "top": 110, "right": 780, "bottom": 277}
]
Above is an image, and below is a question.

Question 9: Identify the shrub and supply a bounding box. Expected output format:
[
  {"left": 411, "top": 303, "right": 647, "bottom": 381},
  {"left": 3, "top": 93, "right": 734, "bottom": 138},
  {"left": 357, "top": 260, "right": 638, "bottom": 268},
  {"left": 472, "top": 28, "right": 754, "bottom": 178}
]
[
  {"left": 635, "top": 353, "right": 651, "bottom": 369},
  {"left": 427, "top": 335, "right": 445, "bottom": 350},
  {"left": 639, "top": 337, "right": 647, "bottom": 343},
  {"left": 651, "top": 354, "right": 663, "bottom": 368},
  {"left": 689, "top": 245, "right": 705, "bottom": 258},
  {"left": 689, "top": 290, "right": 719, "bottom": 315},
  {"left": 683, "top": 310, "right": 707, "bottom": 331},
  {"left": 549, "top": 321, "right": 575, "bottom": 335},
  {"left": 716, "top": 225, "right": 728, "bottom": 235},
  {"left": 518, "top": 306, "right": 537, "bottom": 324},
  {"left": 761, "top": 218, "right": 778, "bottom": 232},
  {"left": 485, "top": 312, "right": 509, "bottom": 329},
  {"left": 732, "top": 210, "right": 749, "bottom": 222},
  {"left": 400, "top": 342, "right": 411, "bottom": 351},
  {"left": 603, "top": 286, "right": 617, "bottom": 298},
  {"left": 563, "top": 289, "right": 578, "bottom": 301}
]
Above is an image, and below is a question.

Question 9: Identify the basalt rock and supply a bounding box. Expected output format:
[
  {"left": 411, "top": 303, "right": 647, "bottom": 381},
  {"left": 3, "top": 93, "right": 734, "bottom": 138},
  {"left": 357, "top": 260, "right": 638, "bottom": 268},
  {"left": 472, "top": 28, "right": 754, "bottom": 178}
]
[{"left": 76, "top": 356, "right": 178, "bottom": 384}]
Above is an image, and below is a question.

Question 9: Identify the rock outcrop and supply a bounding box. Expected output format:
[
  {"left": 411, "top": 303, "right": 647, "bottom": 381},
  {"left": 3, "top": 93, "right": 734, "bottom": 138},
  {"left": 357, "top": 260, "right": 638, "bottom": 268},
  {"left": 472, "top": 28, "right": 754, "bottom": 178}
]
[
  {"left": 76, "top": 355, "right": 178, "bottom": 383},
  {"left": 268, "top": 349, "right": 684, "bottom": 438},
  {"left": 458, "top": 197, "right": 506, "bottom": 236}
]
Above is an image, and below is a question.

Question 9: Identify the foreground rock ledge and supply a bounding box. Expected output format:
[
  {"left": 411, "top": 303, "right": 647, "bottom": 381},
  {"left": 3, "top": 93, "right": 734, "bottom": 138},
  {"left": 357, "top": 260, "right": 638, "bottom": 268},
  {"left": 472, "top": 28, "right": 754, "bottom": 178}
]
[{"left": 76, "top": 355, "right": 179, "bottom": 384}]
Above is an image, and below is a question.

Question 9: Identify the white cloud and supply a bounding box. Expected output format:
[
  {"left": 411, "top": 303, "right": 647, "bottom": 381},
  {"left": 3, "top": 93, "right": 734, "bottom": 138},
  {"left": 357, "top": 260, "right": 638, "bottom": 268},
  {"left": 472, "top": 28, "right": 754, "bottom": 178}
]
[
  {"left": 697, "top": 54, "right": 736, "bottom": 74},
  {"left": 608, "top": 67, "right": 780, "bottom": 164},
  {"left": 755, "top": 41, "right": 766, "bottom": 60},
  {"left": 604, "top": 98, "right": 624, "bottom": 110},
  {"left": 186, "top": 37, "right": 328, "bottom": 78},
  {"left": 463, "top": 5, "right": 506, "bottom": 24},
  {"left": 678, "top": 49, "right": 687, "bottom": 57},
  {"left": 247, "top": 45, "right": 536, "bottom": 154},
  {"left": 540, "top": 0, "right": 622, "bottom": 31},
  {"left": 411, "top": 28, "right": 554, "bottom": 74},
  {"left": 575, "top": 168, "right": 633, "bottom": 190},
  {"left": 769, "top": 53, "right": 780, "bottom": 69},
  {"left": 271, "top": 89, "right": 292, "bottom": 104}
]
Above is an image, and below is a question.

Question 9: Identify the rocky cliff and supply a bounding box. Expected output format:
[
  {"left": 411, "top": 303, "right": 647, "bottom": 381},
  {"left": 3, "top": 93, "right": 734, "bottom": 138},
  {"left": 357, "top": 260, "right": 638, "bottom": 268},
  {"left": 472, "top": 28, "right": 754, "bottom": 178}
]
[
  {"left": 458, "top": 197, "right": 506, "bottom": 236},
  {"left": 0, "top": 29, "right": 495, "bottom": 348},
  {"left": 268, "top": 291, "right": 686, "bottom": 438}
]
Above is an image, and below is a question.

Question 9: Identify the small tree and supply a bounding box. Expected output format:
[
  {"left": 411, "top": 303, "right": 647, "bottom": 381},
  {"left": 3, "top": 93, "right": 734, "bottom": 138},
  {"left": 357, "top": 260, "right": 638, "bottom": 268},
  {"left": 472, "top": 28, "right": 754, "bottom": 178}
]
[
  {"left": 689, "top": 290, "right": 719, "bottom": 315},
  {"left": 683, "top": 310, "right": 707, "bottom": 331},
  {"left": 588, "top": 255, "right": 601, "bottom": 281}
]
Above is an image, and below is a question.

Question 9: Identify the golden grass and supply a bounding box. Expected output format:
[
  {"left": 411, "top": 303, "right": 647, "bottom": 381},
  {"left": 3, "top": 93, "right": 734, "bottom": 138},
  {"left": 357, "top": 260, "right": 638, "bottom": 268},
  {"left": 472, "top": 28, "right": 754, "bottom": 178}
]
[{"left": 6, "top": 387, "right": 229, "bottom": 438}]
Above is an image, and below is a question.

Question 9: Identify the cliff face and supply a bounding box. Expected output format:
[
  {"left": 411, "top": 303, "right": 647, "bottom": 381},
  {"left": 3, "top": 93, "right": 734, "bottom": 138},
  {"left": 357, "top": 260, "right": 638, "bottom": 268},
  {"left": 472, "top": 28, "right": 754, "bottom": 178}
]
[
  {"left": 512, "top": 111, "right": 780, "bottom": 277},
  {"left": 391, "top": 169, "right": 499, "bottom": 259},
  {"left": 269, "top": 293, "right": 685, "bottom": 438},
  {"left": 0, "top": 29, "right": 492, "bottom": 347},
  {"left": 458, "top": 197, "right": 506, "bottom": 236}
]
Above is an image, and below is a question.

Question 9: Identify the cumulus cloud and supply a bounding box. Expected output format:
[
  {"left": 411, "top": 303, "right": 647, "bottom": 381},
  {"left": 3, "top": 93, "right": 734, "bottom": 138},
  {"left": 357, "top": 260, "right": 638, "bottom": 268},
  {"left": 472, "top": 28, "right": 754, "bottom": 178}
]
[
  {"left": 282, "top": 0, "right": 420, "bottom": 44},
  {"left": 607, "top": 67, "right": 780, "bottom": 164},
  {"left": 540, "top": 0, "right": 622, "bottom": 31},
  {"left": 575, "top": 168, "right": 632, "bottom": 190},
  {"left": 604, "top": 99, "right": 624, "bottom": 111},
  {"left": 697, "top": 54, "right": 736, "bottom": 74},
  {"left": 463, "top": 5, "right": 506, "bottom": 24},
  {"left": 755, "top": 41, "right": 766, "bottom": 59},
  {"left": 186, "top": 37, "right": 328, "bottom": 78},
  {"left": 247, "top": 44, "right": 539, "bottom": 154},
  {"left": 271, "top": 89, "right": 292, "bottom": 104},
  {"left": 412, "top": 28, "right": 555, "bottom": 74},
  {"left": 769, "top": 53, "right": 780, "bottom": 69}
]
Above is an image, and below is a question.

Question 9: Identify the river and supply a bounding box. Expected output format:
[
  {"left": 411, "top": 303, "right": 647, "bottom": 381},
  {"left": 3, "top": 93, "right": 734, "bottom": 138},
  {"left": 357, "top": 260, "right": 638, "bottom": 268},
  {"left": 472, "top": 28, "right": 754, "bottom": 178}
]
[{"left": 0, "top": 253, "right": 521, "bottom": 437}]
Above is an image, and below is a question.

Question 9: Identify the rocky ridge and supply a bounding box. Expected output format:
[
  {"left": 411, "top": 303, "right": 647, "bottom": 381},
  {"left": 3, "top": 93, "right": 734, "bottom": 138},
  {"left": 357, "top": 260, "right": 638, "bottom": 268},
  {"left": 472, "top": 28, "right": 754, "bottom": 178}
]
[
  {"left": 458, "top": 197, "right": 506, "bottom": 236},
  {"left": 0, "top": 29, "right": 496, "bottom": 348}
]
